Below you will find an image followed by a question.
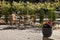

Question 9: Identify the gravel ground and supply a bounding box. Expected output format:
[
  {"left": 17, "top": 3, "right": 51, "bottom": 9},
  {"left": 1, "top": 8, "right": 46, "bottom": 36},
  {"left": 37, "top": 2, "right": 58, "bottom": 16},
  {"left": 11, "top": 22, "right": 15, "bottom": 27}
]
[
  {"left": 0, "top": 29, "right": 42, "bottom": 40},
  {"left": 0, "top": 29, "right": 60, "bottom": 40},
  {"left": 0, "top": 25, "right": 60, "bottom": 40}
]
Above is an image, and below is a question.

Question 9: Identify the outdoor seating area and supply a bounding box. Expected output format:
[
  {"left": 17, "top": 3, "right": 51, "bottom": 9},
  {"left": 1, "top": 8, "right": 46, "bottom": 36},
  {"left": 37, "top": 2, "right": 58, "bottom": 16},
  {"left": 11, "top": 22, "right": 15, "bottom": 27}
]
[
  {"left": 7, "top": 14, "right": 36, "bottom": 29},
  {"left": 8, "top": 14, "right": 35, "bottom": 25}
]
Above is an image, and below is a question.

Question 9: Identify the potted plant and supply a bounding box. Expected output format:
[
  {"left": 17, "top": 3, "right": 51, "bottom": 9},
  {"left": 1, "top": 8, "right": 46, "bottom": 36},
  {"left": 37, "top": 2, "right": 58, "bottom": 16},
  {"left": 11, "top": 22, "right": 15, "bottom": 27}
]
[
  {"left": 42, "top": 20, "right": 52, "bottom": 37},
  {"left": 42, "top": 3, "right": 57, "bottom": 37}
]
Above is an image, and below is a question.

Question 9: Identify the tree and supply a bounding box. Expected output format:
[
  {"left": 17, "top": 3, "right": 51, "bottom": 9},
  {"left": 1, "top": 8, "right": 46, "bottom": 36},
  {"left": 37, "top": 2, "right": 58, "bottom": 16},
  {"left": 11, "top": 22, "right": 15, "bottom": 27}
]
[
  {"left": 1, "top": 1, "right": 11, "bottom": 24},
  {"left": 39, "top": 8, "right": 45, "bottom": 23},
  {"left": 48, "top": 7, "right": 57, "bottom": 22}
]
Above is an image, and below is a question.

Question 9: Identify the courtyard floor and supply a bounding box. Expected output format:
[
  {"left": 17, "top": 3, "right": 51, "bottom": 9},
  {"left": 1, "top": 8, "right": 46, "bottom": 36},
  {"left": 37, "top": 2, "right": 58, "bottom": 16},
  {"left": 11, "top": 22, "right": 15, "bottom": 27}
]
[{"left": 0, "top": 25, "right": 60, "bottom": 40}]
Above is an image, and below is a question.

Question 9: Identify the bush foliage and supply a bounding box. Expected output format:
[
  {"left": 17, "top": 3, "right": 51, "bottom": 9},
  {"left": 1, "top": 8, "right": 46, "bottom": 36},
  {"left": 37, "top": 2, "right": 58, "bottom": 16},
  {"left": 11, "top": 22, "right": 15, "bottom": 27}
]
[{"left": 0, "top": 0, "right": 59, "bottom": 23}]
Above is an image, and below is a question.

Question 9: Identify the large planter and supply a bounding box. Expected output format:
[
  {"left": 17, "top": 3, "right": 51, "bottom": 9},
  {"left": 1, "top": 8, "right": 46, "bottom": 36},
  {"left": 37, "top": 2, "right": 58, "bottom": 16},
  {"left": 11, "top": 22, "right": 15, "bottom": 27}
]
[{"left": 42, "top": 24, "right": 52, "bottom": 37}]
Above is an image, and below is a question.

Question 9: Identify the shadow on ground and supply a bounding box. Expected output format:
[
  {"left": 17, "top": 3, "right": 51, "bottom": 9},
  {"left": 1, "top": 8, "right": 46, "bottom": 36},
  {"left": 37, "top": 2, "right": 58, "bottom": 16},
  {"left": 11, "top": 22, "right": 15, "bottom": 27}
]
[
  {"left": 43, "top": 37, "right": 54, "bottom": 40},
  {"left": 2, "top": 27, "right": 17, "bottom": 30}
]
